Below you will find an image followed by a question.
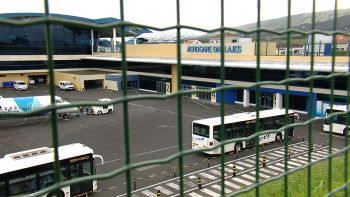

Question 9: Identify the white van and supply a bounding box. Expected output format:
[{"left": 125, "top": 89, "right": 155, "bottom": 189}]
[
  {"left": 58, "top": 81, "right": 74, "bottom": 91},
  {"left": 14, "top": 81, "right": 28, "bottom": 91}
]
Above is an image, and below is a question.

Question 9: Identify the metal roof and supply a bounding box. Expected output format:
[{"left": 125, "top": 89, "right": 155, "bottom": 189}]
[{"left": 0, "top": 13, "right": 119, "bottom": 24}]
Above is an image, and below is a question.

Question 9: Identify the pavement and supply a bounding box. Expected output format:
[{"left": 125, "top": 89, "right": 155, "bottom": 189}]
[
  {"left": 119, "top": 141, "right": 339, "bottom": 197},
  {"left": 0, "top": 84, "right": 348, "bottom": 197}
]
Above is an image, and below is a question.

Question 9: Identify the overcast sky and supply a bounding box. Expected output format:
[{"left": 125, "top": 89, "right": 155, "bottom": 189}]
[{"left": 1, "top": 0, "right": 350, "bottom": 30}]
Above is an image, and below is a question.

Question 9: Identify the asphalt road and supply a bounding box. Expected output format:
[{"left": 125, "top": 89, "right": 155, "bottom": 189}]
[{"left": 0, "top": 84, "right": 348, "bottom": 197}]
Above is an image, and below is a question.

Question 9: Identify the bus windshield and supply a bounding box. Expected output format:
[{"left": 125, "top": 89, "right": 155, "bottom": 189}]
[{"left": 193, "top": 123, "right": 209, "bottom": 138}]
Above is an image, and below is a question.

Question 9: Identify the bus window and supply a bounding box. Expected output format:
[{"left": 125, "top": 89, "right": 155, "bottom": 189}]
[
  {"left": 225, "top": 125, "right": 233, "bottom": 139},
  {"left": 232, "top": 124, "right": 245, "bottom": 138},
  {"left": 0, "top": 181, "right": 5, "bottom": 197},
  {"left": 275, "top": 116, "right": 284, "bottom": 129},
  {"left": 262, "top": 118, "right": 274, "bottom": 130},
  {"left": 8, "top": 173, "right": 37, "bottom": 195}
]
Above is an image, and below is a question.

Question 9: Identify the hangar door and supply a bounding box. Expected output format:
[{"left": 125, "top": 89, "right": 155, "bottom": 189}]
[
  {"left": 28, "top": 74, "right": 48, "bottom": 84},
  {"left": 84, "top": 79, "right": 104, "bottom": 89}
]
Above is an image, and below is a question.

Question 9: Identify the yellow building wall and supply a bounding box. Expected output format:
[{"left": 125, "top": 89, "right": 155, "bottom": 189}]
[
  {"left": 95, "top": 43, "right": 347, "bottom": 62},
  {"left": 126, "top": 44, "right": 177, "bottom": 57},
  {"left": 171, "top": 64, "right": 178, "bottom": 93},
  {"left": 0, "top": 72, "right": 47, "bottom": 87},
  {"left": 54, "top": 72, "right": 82, "bottom": 90}
]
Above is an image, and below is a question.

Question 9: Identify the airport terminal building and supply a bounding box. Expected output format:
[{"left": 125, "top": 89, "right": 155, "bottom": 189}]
[{"left": 1, "top": 13, "right": 349, "bottom": 118}]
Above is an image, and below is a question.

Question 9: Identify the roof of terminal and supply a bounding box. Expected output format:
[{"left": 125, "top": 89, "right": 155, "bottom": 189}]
[
  {"left": 0, "top": 13, "right": 120, "bottom": 24},
  {"left": 0, "top": 13, "right": 153, "bottom": 37},
  {"left": 81, "top": 55, "right": 350, "bottom": 72}
]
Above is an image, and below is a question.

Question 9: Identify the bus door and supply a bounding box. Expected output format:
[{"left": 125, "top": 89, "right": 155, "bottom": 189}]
[
  {"left": 70, "top": 160, "right": 93, "bottom": 196},
  {"left": 288, "top": 114, "right": 294, "bottom": 137},
  {"left": 245, "top": 122, "right": 256, "bottom": 147}
]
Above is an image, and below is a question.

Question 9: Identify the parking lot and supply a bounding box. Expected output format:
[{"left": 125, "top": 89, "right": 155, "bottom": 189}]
[{"left": 0, "top": 84, "right": 347, "bottom": 196}]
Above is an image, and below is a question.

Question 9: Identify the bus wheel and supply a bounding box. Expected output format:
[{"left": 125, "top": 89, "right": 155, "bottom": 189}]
[
  {"left": 108, "top": 109, "right": 113, "bottom": 114},
  {"left": 46, "top": 190, "right": 65, "bottom": 197},
  {"left": 275, "top": 133, "right": 282, "bottom": 142},
  {"left": 234, "top": 143, "right": 242, "bottom": 152},
  {"left": 343, "top": 128, "right": 350, "bottom": 136}
]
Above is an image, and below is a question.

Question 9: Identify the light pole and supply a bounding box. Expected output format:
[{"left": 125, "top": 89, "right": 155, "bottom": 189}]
[{"left": 303, "top": 26, "right": 308, "bottom": 44}]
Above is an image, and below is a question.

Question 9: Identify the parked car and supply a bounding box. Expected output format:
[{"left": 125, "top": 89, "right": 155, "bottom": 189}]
[{"left": 14, "top": 81, "right": 28, "bottom": 91}]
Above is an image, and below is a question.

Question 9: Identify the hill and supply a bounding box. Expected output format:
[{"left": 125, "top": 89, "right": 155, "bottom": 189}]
[{"left": 234, "top": 8, "right": 350, "bottom": 31}]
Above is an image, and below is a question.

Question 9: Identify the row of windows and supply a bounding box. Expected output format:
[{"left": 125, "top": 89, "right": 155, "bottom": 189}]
[
  {"left": 0, "top": 25, "right": 94, "bottom": 55},
  {"left": 212, "top": 115, "right": 293, "bottom": 142},
  {"left": 0, "top": 46, "right": 91, "bottom": 55}
]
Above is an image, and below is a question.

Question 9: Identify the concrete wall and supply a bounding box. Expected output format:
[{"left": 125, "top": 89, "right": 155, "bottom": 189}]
[
  {"left": 0, "top": 72, "right": 47, "bottom": 87},
  {"left": 54, "top": 72, "right": 82, "bottom": 90},
  {"left": 104, "top": 80, "right": 118, "bottom": 91},
  {"left": 105, "top": 74, "right": 139, "bottom": 91},
  {"left": 125, "top": 44, "right": 176, "bottom": 57}
]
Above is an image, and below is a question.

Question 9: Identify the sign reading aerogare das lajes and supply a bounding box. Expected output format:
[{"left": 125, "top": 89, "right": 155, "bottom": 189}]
[{"left": 186, "top": 45, "right": 242, "bottom": 53}]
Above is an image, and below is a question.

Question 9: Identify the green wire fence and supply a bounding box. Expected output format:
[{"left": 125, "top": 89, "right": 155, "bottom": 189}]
[{"left": 0, "top": 0, "right": 350, "bottom": 196}]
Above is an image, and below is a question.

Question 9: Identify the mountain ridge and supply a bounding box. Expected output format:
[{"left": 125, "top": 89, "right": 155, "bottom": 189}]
[{"left": 233, "top": 8, "right": 350, "bottom": 31}]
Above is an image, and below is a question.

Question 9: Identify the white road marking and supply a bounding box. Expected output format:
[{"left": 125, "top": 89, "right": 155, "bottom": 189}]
[
  {"left": 259, "top": 168, "right": 278, "bottom": 176},
  {"left": 265, "top": 152, "right": 282, "bottom": 158},
  {"left": 225, "top": 181, "right": 242, "bottom": 189},
  {"left": 141, "top": 190, "right": 157, "bottom": 197},
  {"left": 290, "top": 158, "right": 308, "bottom": 165},
  {"left": 166, "top": 182, "right": 180, "bottom": 190},
  {"left": 274, "top": 151, "right": 286, "bottom": 155},
  {"left": 191, "top": 100, "right": 210, "bottom": 109},
  {"left": 154, "top": 186, "right": 173, "bottom": 195},
  {"left": 211, "top": 184, "right": 233, "bottom": 194},
  {"left": 311, "top": 152, "right": 327, "bottom": 157},
  {"left": 226, "top": 164, "right": 245, "bottom": 170},
  {"left": 201, "top": 188, "right": 220, "bottom": 197},
  {"left": 267, "top": 165, "right": 285, "bottom": 172},
  {"left": 244, "top": 159, "right": 260, "bottom": 164},
  {"left": 235, "top": 161, "right": 254, "bottom": 168},
  {"left": 231, "top": 177, "right": 253, "bottom": 186},
  {"left": 275, "top": 162, "right": 295, "bottom": 169},
  {"left": 99, "top": 143, "right": 190, "bottom": 165},
  {"left": 250, "top": 171, "right": 271, "bottom": 178},
  {"left": 242, "top": 174, "right": 260, "bottom": 182},
  {"left": 209, "top": 169, "right": 227, "bottom": 177},
  {"left": 189, "top": 175, "right": 197, "bottom": 179},
  {"left": 188, "top": 192, "right": 203, "bottom": 197},
  {"left": 287, "top": 161, "right": 302, "bottom": 167},
  {"left": 198, "top": 172, "right": 217, "bottom": 180}
]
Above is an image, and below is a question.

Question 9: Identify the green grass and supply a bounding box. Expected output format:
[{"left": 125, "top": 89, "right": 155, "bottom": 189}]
[{"left": 235, "top": 152, "right": 350, "bottom": 197}]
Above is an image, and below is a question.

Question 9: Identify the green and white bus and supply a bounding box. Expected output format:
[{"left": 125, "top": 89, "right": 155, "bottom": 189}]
[{"left": 192, "top": 109, "right": 298, "bottom": 154}]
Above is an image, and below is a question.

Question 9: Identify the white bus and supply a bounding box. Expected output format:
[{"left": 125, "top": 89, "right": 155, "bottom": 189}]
[
  {"left": 192, "top": 109, "right": 298, "bottom": 155},
  {"left": 323, "top": 105, "right": 350, "bottom": 135},
  {"left": 0, "top": 143, "right": 103, "bottom": 197}
]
